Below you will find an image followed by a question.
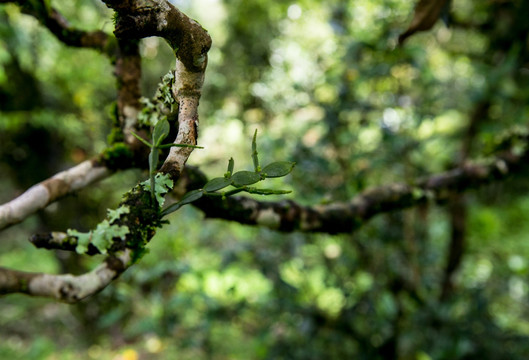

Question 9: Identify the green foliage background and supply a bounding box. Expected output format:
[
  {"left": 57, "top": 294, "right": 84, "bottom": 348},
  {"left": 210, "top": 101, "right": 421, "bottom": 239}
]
[{"left": 2, "top": 0, "right": 529, "bottom": 359}]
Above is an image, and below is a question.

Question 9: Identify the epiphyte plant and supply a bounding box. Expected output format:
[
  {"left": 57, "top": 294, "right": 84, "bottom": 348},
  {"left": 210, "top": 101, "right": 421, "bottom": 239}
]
[{"left": 161, "top": 130, "right": 296, "bottom": 217}]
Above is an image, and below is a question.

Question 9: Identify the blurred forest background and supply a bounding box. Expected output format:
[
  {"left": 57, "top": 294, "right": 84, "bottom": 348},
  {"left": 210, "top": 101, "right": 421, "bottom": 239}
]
[{"left": 2, "top": 0, "right": 529, "bottom": 359}]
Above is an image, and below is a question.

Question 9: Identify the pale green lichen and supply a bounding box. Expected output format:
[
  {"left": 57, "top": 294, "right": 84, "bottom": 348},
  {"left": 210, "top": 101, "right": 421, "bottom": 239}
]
[
  {"left": 140, "top": 173, "right": 173, "bottom": 206},
  {"left": 67, "top": 205, "right": 131, "bottom": 255}
]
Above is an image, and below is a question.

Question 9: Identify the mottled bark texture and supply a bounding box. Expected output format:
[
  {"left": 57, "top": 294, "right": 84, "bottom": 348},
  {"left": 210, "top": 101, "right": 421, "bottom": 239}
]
[
  {"left": 0, "top": 0, "right": 210, "bottom": 301},
  {"left": 103, "top": 0, "right": 211, "bottom": 180}
]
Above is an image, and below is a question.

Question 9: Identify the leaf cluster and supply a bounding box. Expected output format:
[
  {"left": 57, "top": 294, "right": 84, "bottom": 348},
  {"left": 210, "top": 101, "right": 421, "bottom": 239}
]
[
  {"left": 132, "top": 118, "right": 202, "bottom": 202},
  {"left": 161, "top": 130, "right": 295, "bottom": 216}
]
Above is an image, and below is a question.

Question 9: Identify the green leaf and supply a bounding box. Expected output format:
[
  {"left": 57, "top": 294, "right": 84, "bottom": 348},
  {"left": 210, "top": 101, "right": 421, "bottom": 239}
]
[
  {"left": 149, "top": 147, "right": 159, "bottom": 174},
  {"left": 232, "top": 171, "right": 261, "bottom": 186},
  {"left": 203, "top": 177, "right": 233, "bottom": 192},
  {"left": 262, "top": 161, "right": 296, "bottom": 178},
  {"left": 153, "top": 117, "right": 170, "bottom": 146},
  {"left": 161, "top": 189, "right": 204, "bottom": 216},
  {"left": 252, "top": 129, "right": 260, "bottom": 172},
  {"left": 227, "top": 157, "right": 234, "bottom": 175},
  {"left": 130, "top": 131, "right": 153, "bottom": 148},
  {"left": 245, "top": 187, "right": 292, "bottom": 195},
  {"left": 179, "top": 189, "right": 204, "bottom": 205},
  {"left": 107, "top": 205, "right": 130, "bottom": 223}
]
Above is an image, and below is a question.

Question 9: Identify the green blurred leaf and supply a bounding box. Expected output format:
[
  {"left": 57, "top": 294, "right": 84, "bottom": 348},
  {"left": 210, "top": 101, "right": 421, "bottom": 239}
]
[
  {"left": 130, "top": 131, "right": 153, "bottom": 148},
  {"left": 252, "top": 129, "right": 260, "bottom": 172},
  {"left": 153, "top": 117, "right": 170, "bottom": 146},
  {"left": 232, "top": 171, "right": 261, "bottom": 186},
  {"left": 204, "top": 177, "right": 233, "bottom": 192},
  {"left": 262, "top": 161, "right": 296, "bottom": 178},
  {"left": 245, "top": 187, "right": 292, "bottom": 195},
  {"left": 226, "top": 157, "right": 235, "bottom": 177},
  {"left": 162, "top": 189, "right": 204, "bottom": 216},
  {"left": 179, "top": 189, "right": 204, "bottom": 205}
]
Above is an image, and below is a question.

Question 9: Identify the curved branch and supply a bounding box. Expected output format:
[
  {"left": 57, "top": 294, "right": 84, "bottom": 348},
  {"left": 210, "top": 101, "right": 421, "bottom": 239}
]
[
  {"left": 103, "top": 0, "right": 211, "bottom": 72},
  {"left": 6, "top": 0, "right": 114, "bottom": 54},
  {"left": 0, "top": 159, "right": 111, "bottom": 231},
  {"left": 0, "top": 250, "right": 131, "bottom": 303},
  {"left": 102, "top": 0, "right": 211, "bottom": 179},
  {"left": 0, "top": 1, "right": 211, "bottom": 302}
]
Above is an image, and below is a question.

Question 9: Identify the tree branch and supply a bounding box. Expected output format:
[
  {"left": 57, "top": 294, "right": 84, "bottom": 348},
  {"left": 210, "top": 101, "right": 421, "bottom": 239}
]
[
  {"left": 0, "top": 159, "right": 111, "bottom": 231},
  {"left": 0, "top": 0, "right": 211, "bottom": 302},
  {"left": 183, "top": 149, "right": 524, "bottom": 234},
  {"left": 102, "top": 0, "right": 212, "bottom": 179},
  {"left": 0, "top": 250, "right": 131, "bottom": 303},
  {"left": 29, "top": 231, "right": 102, "bottom": 255},
  {"left": 5, "top": 0, "right": 113, "bottom": 54}
]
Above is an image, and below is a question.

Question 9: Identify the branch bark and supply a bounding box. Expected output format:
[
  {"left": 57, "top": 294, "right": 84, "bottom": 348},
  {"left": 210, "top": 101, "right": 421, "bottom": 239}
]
[
  {"left": 0, "top": 0, "right": 211, "bottom": 302},
  {"left": 183, "top": 148, "right": 524, "bottom": 234},
  {"left": 5, "top": 0, "right": 114, "bottom": 54},
  {"left": 102, "top": 0, "right": 211, "bottom": 179},
  {"left": 0, "top": 159, "right": 110, "bottom": 231},
  {"left": 0, "top": 250, "right": 131, "bottom": 303}
]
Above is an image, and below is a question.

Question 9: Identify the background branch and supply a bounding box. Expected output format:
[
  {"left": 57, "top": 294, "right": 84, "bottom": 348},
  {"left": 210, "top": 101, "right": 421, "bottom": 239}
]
[
  {"left": 5, "top": 0, "right": 113, "bottom": 53},
  {"left": 0, "top": 159, "right": 110, "bottom": 231},
  {"left": 182, "top": 145, "right": 526, "bottom": 234},
  {"left": 0, "top": 250, "right": 131, "bottom": 302}
]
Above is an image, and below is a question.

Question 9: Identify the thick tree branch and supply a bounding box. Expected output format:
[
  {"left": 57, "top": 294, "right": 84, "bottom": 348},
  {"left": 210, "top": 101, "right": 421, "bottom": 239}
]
[
  {"left": 103, "top": 0, "right": 211, "bottom": 72},
  {"left": 102, "top": 0, "right": 211, "bottom": 180},
  {"left": 0, "top": 1, "right": 211, "bottom": 301},
  {"left": 115, "top": 38, "right": 143, "bottom": 145},
  {"left": 183, "top": 149, "right": 524, "bottom": 234},
  {"left": 0, "top": 159, "right": 111, "bottom": 231},
  {"left": 1, "top": 175, "right": 165, "bottom": 301}
]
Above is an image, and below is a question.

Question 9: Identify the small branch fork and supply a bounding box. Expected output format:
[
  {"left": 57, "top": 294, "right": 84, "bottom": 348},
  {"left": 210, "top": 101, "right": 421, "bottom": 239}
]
[{"left": 0, "top": 0, "right": 210, "bottom": 302}]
